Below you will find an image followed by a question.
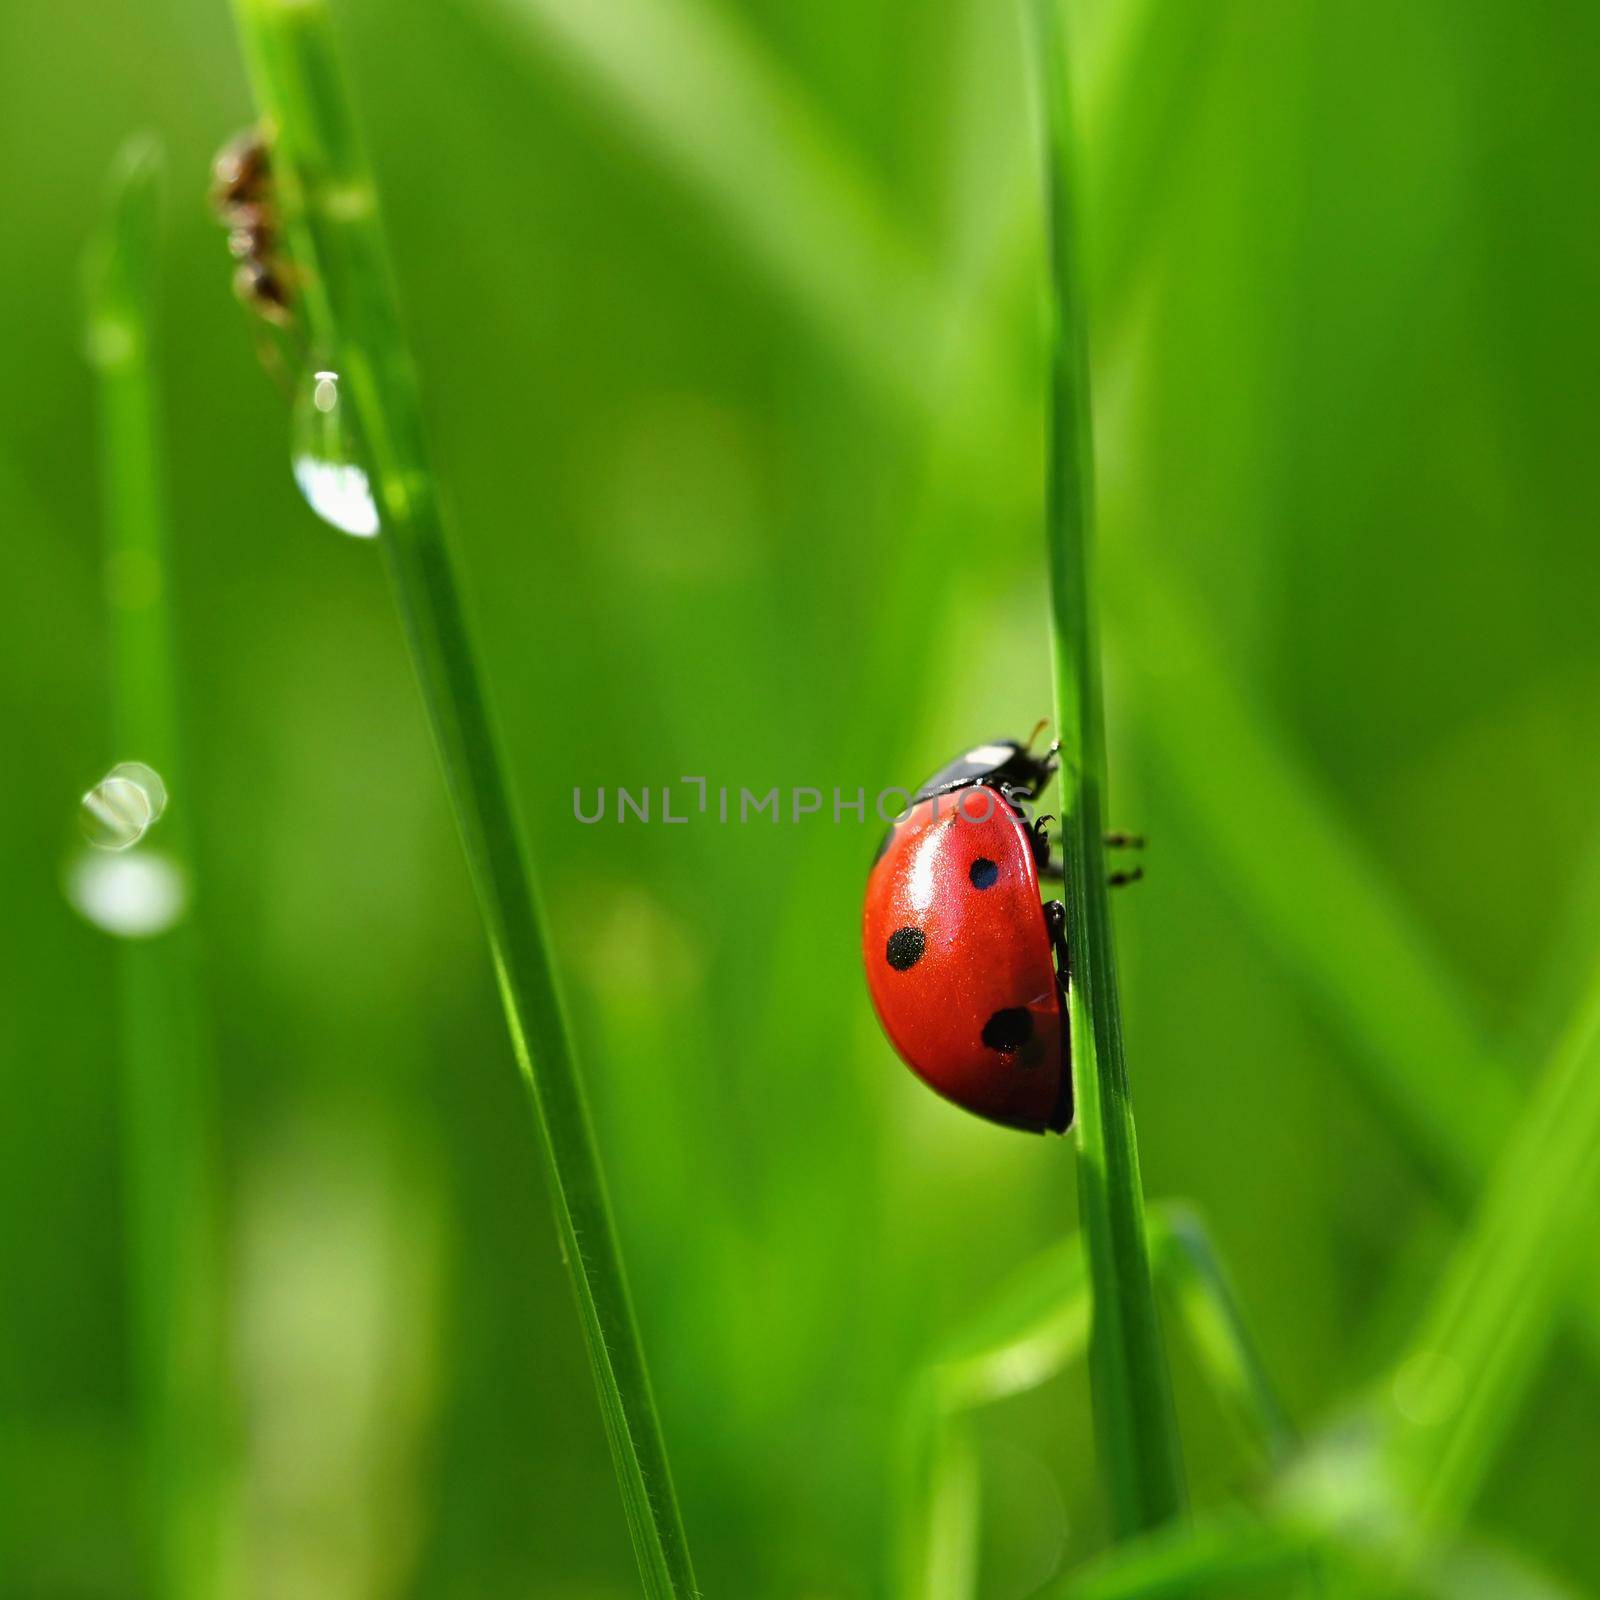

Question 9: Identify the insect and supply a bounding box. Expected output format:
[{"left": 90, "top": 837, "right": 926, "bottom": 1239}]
[
  {"left": 862, "top": 733, "right": 1143, "bottom": 1134},
  {"left": 210, "top": 127, "right": 294, "bottom": 327}
]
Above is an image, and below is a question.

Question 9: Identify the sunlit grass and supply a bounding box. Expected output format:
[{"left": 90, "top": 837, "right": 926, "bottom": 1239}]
[
  {"left": 895, "top": 1206, "right": 1287, "bottom": 1598},
  {"left": 224, "top": 1, "right": 696, "bottom": 1592},
  {"left": 82, "top": 137, "right": 228, "bottom": 1600},
  {"left": 1383, "top": 956, "right": 1600, "bottom": 1551},
  {"left": 1022, "top": 0, "right": 1183, "bottom": 1537},
  {"left": 7, "top": 0, "right": 1599, "bottom": 1593}
]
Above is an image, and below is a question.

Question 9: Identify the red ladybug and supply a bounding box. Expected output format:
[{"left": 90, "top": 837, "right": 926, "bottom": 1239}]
[{"left": 863, "top": 738, "right": 1072, "bottom": 1134}]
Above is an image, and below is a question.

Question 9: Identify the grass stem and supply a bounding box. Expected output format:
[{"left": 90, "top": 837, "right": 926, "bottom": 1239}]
[
  {"left": 1385, "top": 954, "right": 1600, "bottom": 1546},
  {"left": 226, "top": 4, "right": 696, "bottom": 1593},
  {"left": 84, "top": 138, "right": 228, "bottom": 1600},
  {"left": 1022, "top": 0, "right": 1185, "bottom": 1537}
]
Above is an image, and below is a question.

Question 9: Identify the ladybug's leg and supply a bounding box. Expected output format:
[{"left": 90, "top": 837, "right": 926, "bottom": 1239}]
[
  {"left": 1031, "top": 815, "right": 1064, "bottom": 880},
  {"left": 1105, "top": 829, "right": 1145, "bottom": 888},
  {"left": 1030, "top": 814, "right": 1051, "bottom": 858},
  {"left": 1043, "top": 899, "right": 1071, "bottom": 985},
  {"left": 1038, "top": 738, "right": 1063, "bottom": 789}
]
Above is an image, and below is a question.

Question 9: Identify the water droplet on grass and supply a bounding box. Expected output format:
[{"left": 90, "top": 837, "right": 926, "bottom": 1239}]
[
  {"left": 108, "top": 760, "right": 168, "bottom": 820},
  {"left": 66, "top": 850, "right": 187, "bottom": 938},
  {"left": 81, "top": 775, "right": 152, "bottom": 850},
  {"left": 291, "top": 368, "right": 380, "bottom": 538},
  {"left": 79, "top": 761, "right": 169, "bottom": 850}
]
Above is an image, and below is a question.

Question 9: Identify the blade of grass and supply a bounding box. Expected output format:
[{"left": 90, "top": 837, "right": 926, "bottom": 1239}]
[
  {"left": 1150, "top": 1208, "right": 1295, "bottom": 1470},
  {"left": 894, "top": 1239, "right": 1093, "bottom": 1599},
  {"left": 1023, "top": 0, "right": 1184, "bottom": 1536},
  {"left": 1107, "top": 553, "right": 1519, "bottom": 1193},
  {"left": 895, "top": 1207, "right": 1289, "bottom": 1597},
  {"left": 1045, "top": 1501, "right": 1585, "bottom": 1600},
  {"left": 467, "top": 0, "right": 953, "bottom": 424},
  {"left": 1106, "top": 551, "right": 1600, "bottom": 1376},
  {"left": 1044, "top": 1510, "right": 1319, "bottom": 1600},
  {"left": 83, "top": 138, "right": 228, "bottom": 1600},
  {"left": 1382, "top": 952, "right": 1600, "bottom": 1549},
  {"left": 224, "top": 4, "right": 696, "bottom": 1593}
]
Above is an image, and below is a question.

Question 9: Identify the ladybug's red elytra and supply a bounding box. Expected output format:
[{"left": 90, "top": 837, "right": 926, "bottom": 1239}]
[{"left": 863, "top": 736, "right": 1072, "bottom": 1134}]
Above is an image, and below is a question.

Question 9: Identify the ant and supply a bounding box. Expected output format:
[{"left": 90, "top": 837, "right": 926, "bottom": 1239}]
[{"left": 210, "top": 127, "right": 294, "bottom": 328}]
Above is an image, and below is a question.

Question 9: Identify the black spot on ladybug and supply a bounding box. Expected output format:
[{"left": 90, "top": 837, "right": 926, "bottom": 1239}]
[
  {"left": 886, "top": 927, "right": 926, "bottom": 972},
  {"left": 981, "top": 1007, "right": 1033, "bottom": 1052},
  {"left": 969, "top": 857, "right": 999, "bottom": 890}
]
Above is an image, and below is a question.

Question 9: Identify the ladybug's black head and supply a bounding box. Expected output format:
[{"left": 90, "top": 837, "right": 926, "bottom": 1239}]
[
  {"left": 909, "top": 738, "right": 1056, "bottom": 807},
  {"left": 869, "top": 733, "right": 1058, "bottom": 875}
]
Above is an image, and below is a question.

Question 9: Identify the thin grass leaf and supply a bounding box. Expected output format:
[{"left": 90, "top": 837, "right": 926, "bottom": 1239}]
[
  {"left": 1043, "top": 1510, "right": 1319, "bottom": 1599},
  {"left": 1150, "top": 1207, "right": 1295, "bottom": 1469},
  {"left": 466, "top": 0, "right": 952, "bottom": 423},
  {"left": 894, "top": 1239, "right": 1092, "bottom": 1598},
  {"left": 1022, "top": 0, "right": 1184, "bottom": 1536},
  {"left": 1106, "top": 559, "right": 1518, "bottom": 1194},
  {"left": 1106, "top": 556, "right": 1600, "bottom": 1379},
  {"left": 901, "top": 1414, "right": 982, "bottom": 1600},
  {"left": 83, "top": 137, "right": 228, "bottom": 1600},
  {"left": 224, "top": 4, "right": 695, "bottom": 1593},
  {"left": 1045, "top": 1500, "right": 1587, "bottom": 1600},
  {"left": 1382, "top": 954, "right": 1600, "bottom": 1547},
  {"left": 1414, "top": 1536, "right": 1589, "bottom": 1600},
  {"left": 895, "top": 1207, "right": 1289, "bottom": 1597}
]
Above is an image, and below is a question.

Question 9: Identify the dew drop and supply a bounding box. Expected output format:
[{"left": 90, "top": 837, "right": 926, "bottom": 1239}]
[
  {"left": 65, "top": 849, "right": 188, "bottom": 938},
  {"left": 81, "top": 775, "right": 153, "bottom": 850},
  {"left": 108, "top": 760, "right": 169, "bottom": 822},
  {"left": 291, "top": 368, "right": 380, "bottom": 538},
  {"left": 79, "top": 761, "right": 170, "bottom": 851}
]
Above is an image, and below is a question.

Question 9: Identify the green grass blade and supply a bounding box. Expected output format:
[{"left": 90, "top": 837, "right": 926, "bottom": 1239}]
[
  {"left": 897, "top": 1405, "right": 983, "bottom": 1600},
  {"left": 1044, "top": 1512, "right": 1318, "bottom": 1599},
  {"left": 1109, "top": 560, "right": 1600, "bottom": 1376},
  {"left": 926, "top": 1240, "right": 1094, "bottom": 1411},
  {"left": 1107, "top": 561, "right": 1518, "bottom": 1193},
  {"left": 469, "top": 0, "right": 949, "bottom": 420},
  {"left": 1023, "top": 0, "right": 1184, "bottom": 1536},
  {"left": 895, "top": 1209, "right": 1287, "bottom": 1596},
  {"left": 1383, "top": 954, "right": 1600, "bottom": 1545},
  {"left": 225, "top": 4, "right": 696, "bottom": 1593},
  {"left": 1150, "top": 1207, "right": 1295, "bottom": 1469},
  {"left": 83, "top": 137, "right": 229, "bottom": 1600},
  {"left": 895, "top": 1239, "right": 1093, "bottom": 1598}
]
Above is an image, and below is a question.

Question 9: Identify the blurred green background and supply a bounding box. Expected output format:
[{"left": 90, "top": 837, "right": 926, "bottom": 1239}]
[{"left": 4, "top": 0, "right": 1599, "bottom": 1593}]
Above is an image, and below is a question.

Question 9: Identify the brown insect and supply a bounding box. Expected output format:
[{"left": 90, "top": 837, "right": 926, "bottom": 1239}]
[{"left": 210, "top": 128, "right": 294, "bottom": 327}]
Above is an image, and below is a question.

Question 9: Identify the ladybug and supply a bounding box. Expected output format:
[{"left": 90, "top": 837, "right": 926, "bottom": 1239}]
[{"left": 863, "top": 736, "right": 1074, "bottom": 1134}]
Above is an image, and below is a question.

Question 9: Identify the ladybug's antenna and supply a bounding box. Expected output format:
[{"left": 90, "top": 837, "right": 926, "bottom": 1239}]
[{"left": 1024, "top": 717, "right": 1051, "bottom": 751}]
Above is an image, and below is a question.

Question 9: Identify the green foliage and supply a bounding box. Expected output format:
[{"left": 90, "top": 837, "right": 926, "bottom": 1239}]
[
  {"left": 896, "top": 1206, "right": 1288, "bottom": 1599},
  {"left": 1023, "top": 0, "right": 1183, "bottom": 1536},
  {"left": 83, "top": 139, "right": 229, "bottom": 1600},
  {"left": 227, "top": 0, "right": 696, "bottom": 1591},
  {"left": 1383, "top": 957, "right": 1600, "bottom": 1549},
  {"left": 4, "top": 0, "right": 1599, "bottom": 1595}
]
